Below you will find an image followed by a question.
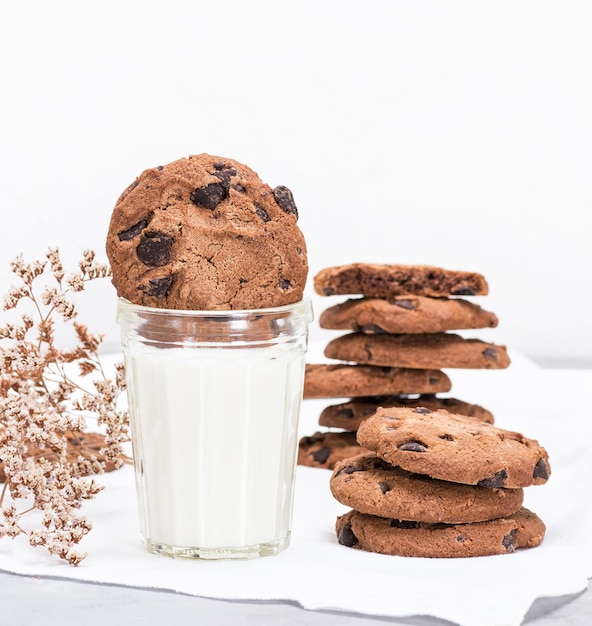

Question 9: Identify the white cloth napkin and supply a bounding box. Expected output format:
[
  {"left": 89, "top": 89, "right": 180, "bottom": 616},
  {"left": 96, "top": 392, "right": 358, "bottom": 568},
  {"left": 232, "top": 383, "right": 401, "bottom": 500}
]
[{"left": 1, "top": 350, "right": 591, "bottom": 626}]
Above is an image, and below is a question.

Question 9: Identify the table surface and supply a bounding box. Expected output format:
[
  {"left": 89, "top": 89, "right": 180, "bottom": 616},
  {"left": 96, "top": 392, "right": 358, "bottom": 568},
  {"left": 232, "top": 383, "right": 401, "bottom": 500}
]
[
  {"left": 0, "top": 569, "right": 590, "bottom": 626},
  {"left": 2, "top": 356, "right": 591, "bottom": 626}
]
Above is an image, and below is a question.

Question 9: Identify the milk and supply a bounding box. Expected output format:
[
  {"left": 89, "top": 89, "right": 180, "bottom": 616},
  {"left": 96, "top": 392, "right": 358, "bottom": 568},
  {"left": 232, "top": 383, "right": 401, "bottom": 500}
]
[{"left": 118, "top": 298, "right": 312, "bottom": 559}]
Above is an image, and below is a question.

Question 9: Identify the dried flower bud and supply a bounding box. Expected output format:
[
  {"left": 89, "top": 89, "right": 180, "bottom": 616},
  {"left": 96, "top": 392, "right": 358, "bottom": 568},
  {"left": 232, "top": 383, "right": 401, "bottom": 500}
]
[{"left": 1, "top": 248, "right": 129, "bottom": 565}]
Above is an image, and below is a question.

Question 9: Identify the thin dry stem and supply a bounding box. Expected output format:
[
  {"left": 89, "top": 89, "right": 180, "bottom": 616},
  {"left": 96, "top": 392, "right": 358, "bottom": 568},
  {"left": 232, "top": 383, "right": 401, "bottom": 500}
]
[{"left": 0, "top": 248, "right": 128, "bottom": 565}]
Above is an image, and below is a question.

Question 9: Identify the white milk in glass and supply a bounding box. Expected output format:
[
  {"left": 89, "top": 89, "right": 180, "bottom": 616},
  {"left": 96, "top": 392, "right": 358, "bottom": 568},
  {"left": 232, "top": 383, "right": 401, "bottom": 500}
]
[{"left": 118, "top": 298, "right": 312, "bottom": 560}]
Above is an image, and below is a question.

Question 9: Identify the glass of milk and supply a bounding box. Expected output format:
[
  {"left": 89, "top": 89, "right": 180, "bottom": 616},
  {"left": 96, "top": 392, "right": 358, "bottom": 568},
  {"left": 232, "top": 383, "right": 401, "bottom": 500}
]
[{"left": 117, "top": 297, "right": 313, "bottom": 560}]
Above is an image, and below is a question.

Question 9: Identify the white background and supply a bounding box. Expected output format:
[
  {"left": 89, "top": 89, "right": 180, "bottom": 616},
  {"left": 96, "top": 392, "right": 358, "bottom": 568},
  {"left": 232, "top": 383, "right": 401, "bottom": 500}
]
[{"left": 0, "top": 0, "right": 591, "bottom": 364}]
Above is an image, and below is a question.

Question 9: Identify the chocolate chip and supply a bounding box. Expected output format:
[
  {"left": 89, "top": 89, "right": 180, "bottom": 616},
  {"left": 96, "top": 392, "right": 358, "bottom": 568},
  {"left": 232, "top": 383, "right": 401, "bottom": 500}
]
[
  {"left": 439, "top": 434, "right": 455, "bottom": 441},
  {"left": 344, "top": 465, "right": 357, "bottom": 475},
  {"left": 338, "top": 523, "right": 358, "bottom": 547},
  {"left": 239, "top": 278, "right": 248, "bottom": 284},
  {"left": 144, "top": 275, "right": 174, "bottom": 298},
  {"left": 273, "top": 185, "right": 298, "bottom": 218},
  {"left": 398, "top": 441, "right": 428, "bottom": 452},
  {"left": 118, "top": 215, "right": 151, "bottom": 241},
  {"left": 413, "top": 407, "right": 432, "bottom": 414},
  {"left": 451, "top": 287, "right": 476, "bottom": 296},
  {"left": 323, "top": 287, "right": 335, "bottom": 296},
  {"left": 456, "top": 534, "right": 466, "bottom": 543},
  {"left": 381, "top": 367, "right": 393, "bottom": 374},
  {"left": 213, "top": 161, "right": 225, "bottom": 170},
  {"left": 477, "top": 469, "right": 507, "bottom": 488},
  {"left": 337, "top": 407, "right": 355, "bottom": 419},
  {"left": 136, "top": 233, "right": 173, "bottom": 267},
  {"left": 428, "top": 375, "right": 440, "bottom": 385},
  {"left": 502, "top": 529, "right": 517, "bottom": 552},
  {"left": 394, "top": 299, "right": 416, "bottom": 310},
  {"left": 358, "top": 324, "right": 386, "bottom": 334},
  {"left": 190, "top": 183, "right": 226, "bottom": 209},
  {"left": 233, "top": 184, "right": 246, "bottom": 193},
  {"left": 378, "top": 481, "right": 390, "bottom": 494},
  {"left": 279, "top": 279, "right": 291, "bottom": 290},
  {"left": 311, "top": 447, "right": 330, "bottom": 464},
  {"left": 482, "top": 347, "right": 498, "bottom": 361},
  {"left": 255, "top": 205, "right": 270, "bottom": 222},
  {"left": 390, "top": 519, "right": 419, "bottom": 529},
  {"left": 214, "top": 167, "right": 237, "bottom": 187},
  {"left": 533, "top": 458, "right": 549, "bottom": 480}
]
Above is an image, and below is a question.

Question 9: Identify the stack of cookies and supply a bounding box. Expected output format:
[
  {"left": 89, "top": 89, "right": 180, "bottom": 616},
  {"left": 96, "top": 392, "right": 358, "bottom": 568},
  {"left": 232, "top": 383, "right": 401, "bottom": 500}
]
[
  {"left": 330, "top": 406, "right": 550, "bottom": 557},
  {"left": 298, "top": 263, "right": 509, "bottom": 470}
]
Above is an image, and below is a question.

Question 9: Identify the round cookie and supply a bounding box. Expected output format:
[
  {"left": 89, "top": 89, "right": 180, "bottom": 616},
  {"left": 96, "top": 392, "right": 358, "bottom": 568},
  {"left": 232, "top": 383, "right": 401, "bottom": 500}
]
[
  {"left": 0, "top": 430, "right": 116, "bottom": 483},
  {"left": 319, "top": 395, "right": 494, "bottom": 430},
  {"left": 335, "top": 507, "right": 546, "bottom": 558},
  {"left": 314, "top": 264, "right": 488, "bottom": 298},
  {"left": 298, "top": 432, "right": 368, "bottom": 470},
  {"left": 324, "top": 332, "right": 511, "bottom": 370},
  {"left": 330, "top": 454, "right": 523, "bottom": 524},
  {"left": 319, "top": 296, "right": 498, "bottom": 334},
  {"left": 356, "top": 407, "right": 550, "bottom": 489},
  {"left": 106, "top": 154, "right": 308, "bottom": 310},
  {"left": 303, "top": 364, "right": 452, "bottom": 399}
]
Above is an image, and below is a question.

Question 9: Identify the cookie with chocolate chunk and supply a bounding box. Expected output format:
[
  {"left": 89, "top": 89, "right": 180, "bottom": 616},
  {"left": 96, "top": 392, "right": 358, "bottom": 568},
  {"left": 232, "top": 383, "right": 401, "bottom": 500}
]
[
  {"left": 106, "top": 154, "right": 307, "bottom": 310},
  {"left": 319, "top": 296, "right": 498, "bottom": 334},
  {"left": 297, "top": 432, "right": 369, "bottom": 470},
  {"left": 314, "top": 264, "right": 488, "bottom": 298},
  {"left": 324, "top": 332, "right": 511, "bottom": 370},
  {"left": 0, "top": 431, "right": 116, "bottom": 483},
  {"left": 357, "top": 407, "right": 550, "bottom": 488},
  {"left": 335, "top": 507, "right": 545, "bottom": 558},
  {"left": 303, "top": 364, "right": 451, "bottom": 399},
  {"left": 319, "top": 396, "right": 494, "bottom": 430},
  {"left": 330, "top": 453, "right": 524, "bottom": 524}
]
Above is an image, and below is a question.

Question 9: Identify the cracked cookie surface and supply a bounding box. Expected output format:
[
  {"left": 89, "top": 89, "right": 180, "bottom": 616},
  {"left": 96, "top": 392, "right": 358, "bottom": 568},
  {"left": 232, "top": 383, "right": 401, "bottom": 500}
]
[
  {"left": 330, "top": 453, "right": 523, "bottom": 524},
  {"left": 324, "top": 332, "right": 511, "bottom": 369},
  {"left": 303, "top": 364, "right": 452, "bottom": 399},
  {"left": 336, "top": 507, "right": 545, "bottom": 558},
  {"left": 106, "top": 154, "right": 308, "bottom": 310},
  {"left": 314, "top": 263, "right": 488, "bottom": 298},
  {"left": 319, "top": 395, "right": 494, "bottom": 430},
  {"left": 318, "top": 296, "right": 498, "bottom": 334},
  {"left": 356, "top": 407, "right": 550, "bottom": 488}
]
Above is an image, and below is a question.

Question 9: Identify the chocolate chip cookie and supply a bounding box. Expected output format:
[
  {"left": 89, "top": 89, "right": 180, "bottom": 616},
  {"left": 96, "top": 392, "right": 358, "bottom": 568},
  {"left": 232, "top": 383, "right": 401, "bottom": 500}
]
[
  {"left": 106, "top": 154, "right": 308, "bottom": 310},
  {"left": 303, "top": 364, "right": 452, "bottom": 399},
  {"left": 336, "top": 507, "right": 546, "bottom": 558},
  {"left": 319, "top": 395, "right": 494, "bottom": 430},
  {"left": 356, "top": 407, "right": 550, "bottom": 488},
  {"left": 298, "top": 431, "right": 369, "bottom": 470},
  {"left": 0, "top": 430, "right": 116, "bottom": 483},
  {"left": 314, "top": 264, "right": 488, "bottom": 298},
  {"left": 324, "top": 332, "right": 511, "bottom": 369},
  {"left": 330, "top": 453, "right": 523, "bottom": 524},
  {"left": 319, "top": 296, "right": 498, "bottom": 334}
]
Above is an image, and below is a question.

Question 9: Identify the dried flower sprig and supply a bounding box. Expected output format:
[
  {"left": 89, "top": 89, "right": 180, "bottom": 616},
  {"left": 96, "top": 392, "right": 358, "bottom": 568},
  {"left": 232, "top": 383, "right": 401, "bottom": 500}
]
[{"left": 0, "top": 248, "right": 129, "bottom": 565}]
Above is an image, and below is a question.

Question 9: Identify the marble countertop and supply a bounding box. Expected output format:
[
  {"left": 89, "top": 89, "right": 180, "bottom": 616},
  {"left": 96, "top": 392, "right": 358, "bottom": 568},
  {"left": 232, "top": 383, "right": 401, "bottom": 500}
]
[{"left": 1, "top": 570, "right": 590, "bottom": 626}]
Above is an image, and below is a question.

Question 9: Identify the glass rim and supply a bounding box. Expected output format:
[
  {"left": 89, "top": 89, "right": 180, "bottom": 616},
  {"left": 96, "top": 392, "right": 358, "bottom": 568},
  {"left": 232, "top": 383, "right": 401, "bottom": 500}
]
[{"left": 117, "top": 296, "right": 313, "bottom": 318}]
